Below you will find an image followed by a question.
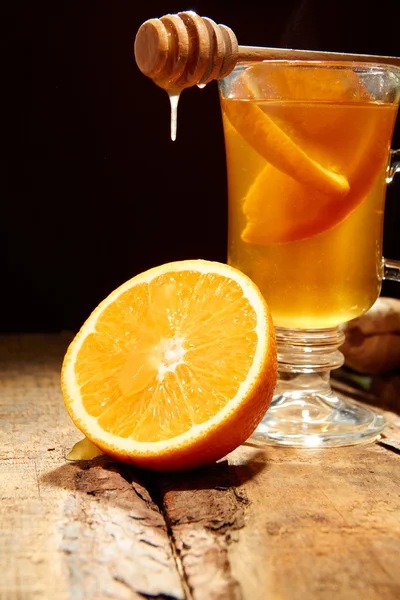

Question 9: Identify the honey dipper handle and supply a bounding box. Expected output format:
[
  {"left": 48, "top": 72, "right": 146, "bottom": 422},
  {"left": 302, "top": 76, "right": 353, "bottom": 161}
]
[{"left": 238, "top": 45, "right": 400, "bottom": 67}]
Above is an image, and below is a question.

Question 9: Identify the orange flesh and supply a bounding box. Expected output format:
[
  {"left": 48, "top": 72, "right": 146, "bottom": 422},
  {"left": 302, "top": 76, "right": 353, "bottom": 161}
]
[
  {"left": 222, "top": 101, "right": 396, "bottom": 245},
  {"left": 74, "top": 272, "right": 259, "bottom": 442}
]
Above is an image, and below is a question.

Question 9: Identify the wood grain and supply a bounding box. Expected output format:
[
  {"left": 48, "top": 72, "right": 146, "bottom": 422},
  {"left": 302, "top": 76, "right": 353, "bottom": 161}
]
[
  {"left": 0, "top": 335, "right": 184, "bottom": 600},
  {"left": 156, "top": 464, "right": 250, "bottom": 600},
  {"left": 228, "top": 442, "right": 400, "bottom": 600},
  {"left": 1, "top": 334, "right": 400, "bottom": 600}
]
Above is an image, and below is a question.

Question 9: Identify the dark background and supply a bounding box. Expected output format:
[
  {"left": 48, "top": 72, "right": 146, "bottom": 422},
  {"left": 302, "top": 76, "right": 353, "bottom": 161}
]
[{"left": 2, "top": 0, "right": 400, "bottom": 333}]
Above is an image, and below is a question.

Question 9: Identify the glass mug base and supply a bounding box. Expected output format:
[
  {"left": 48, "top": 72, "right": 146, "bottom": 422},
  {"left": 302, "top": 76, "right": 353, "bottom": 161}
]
[
  {"left": 250, "top": 326, "right": 385, "bottom": 447},
  {"left": 252, "top": 392, "right": 385, "bottom": 447}
]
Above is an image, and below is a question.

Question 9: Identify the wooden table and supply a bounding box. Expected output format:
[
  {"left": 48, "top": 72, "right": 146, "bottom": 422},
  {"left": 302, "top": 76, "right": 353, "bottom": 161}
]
[{"left": 1, "top": 334, "right": 400, "bottom": 600}]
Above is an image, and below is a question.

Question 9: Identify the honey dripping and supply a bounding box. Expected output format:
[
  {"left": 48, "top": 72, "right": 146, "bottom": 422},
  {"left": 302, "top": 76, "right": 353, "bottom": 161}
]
[
  {"left": 168, "top": 92, "right": 180, "bottom": 141},
  {"left": 166, "top": 83, "right": 207, "bottom": 141},
  {"left": 134, "top": 11, "right": 239, "bottom": 140}
]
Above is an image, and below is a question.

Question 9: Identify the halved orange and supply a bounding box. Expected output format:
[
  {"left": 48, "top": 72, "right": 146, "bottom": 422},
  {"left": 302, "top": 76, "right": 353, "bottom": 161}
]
[{"left": 61, "top": 260, "right": 277, "bottom": 471}]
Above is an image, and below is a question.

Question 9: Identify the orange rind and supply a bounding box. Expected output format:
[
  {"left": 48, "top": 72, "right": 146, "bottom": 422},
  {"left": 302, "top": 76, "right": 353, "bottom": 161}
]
[{"left": 61, "top": 260, "right": 277, "bottom": 471}]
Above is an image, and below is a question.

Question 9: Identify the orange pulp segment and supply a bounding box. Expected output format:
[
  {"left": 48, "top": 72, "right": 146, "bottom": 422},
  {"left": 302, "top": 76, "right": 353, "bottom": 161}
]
[
  {"left": 221, "top": 64, "right": 396, "bottom": 244},
  {"left": 221, "top": 94, "right": 349, "bottom": 198},
  {"left": 61, "top": 260, "right": 277, "bottom": 471},
  {"left": 221, "top": 64, "right": 354, "bottom": 197}
]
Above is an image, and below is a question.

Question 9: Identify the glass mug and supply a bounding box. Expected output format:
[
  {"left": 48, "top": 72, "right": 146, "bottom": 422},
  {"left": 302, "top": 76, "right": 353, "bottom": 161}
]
[{"left": 218, "top": 60, "right": 400, "bottom": 447}]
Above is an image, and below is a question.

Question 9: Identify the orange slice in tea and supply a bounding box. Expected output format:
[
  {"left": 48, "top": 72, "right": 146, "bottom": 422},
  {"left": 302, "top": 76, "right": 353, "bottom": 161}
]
[
  {"left": 222, "top": 64, "right": 396, "bottom": 244},
  {"left": 61, "top": 260, "right": 277, "bottom": 471},
  {"left": 221, "top": 94, "right": 349, "bottom": 198}
]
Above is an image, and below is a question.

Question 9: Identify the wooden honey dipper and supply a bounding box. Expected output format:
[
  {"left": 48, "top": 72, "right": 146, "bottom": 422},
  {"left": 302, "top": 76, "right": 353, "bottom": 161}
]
[{"left": 134, "top": 10, "right": 400, "bottom": 91}]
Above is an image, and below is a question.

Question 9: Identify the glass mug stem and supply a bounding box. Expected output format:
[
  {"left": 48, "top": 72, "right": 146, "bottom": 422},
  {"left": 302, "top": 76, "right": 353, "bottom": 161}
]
[{"left": 252, "top": 325, "right": 385, "bottom": 447}]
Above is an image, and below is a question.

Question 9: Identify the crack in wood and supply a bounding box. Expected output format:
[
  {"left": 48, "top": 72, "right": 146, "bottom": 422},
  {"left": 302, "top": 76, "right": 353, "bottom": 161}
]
[
  {"left": 113, "top": 573, "right": 183, "bottom": 600},
  {"left": 139, "top": 537, "right": 162, "bottom": 548},
  {"left": 137, "top": 592, "right": 186, "bottom": 600},
  {"left": 128, "top": 461, "right": 248, "bottom": 600},
  {"left": 378, "top": 438, "right": 400, "bottom": 454},
  {"left": 54, "top": 461, "right": 186, "bottom": 599}
]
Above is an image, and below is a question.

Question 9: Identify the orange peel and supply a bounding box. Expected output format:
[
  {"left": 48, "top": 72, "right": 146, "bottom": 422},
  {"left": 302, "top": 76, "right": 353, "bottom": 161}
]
[{"left": 61, "top": 260, "right": 277, "bottom": 471}]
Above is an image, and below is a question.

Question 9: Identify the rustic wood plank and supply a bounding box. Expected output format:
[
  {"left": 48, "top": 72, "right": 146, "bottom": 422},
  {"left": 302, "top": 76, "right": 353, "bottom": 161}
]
[
  {"left": 0, "top": 334, "right": 185, "bottom": 600},
  {"left": 226, "top": 442, "right": 400, "bottom": 600},
  {"left": 1, "top": 334, "right": 400, "bottom": 600}
]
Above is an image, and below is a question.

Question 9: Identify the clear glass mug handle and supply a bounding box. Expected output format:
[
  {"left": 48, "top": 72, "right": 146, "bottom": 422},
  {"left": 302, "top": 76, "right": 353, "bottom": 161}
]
[{"left": 383, "top": 150, "right": 400, "bottom": 282}]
